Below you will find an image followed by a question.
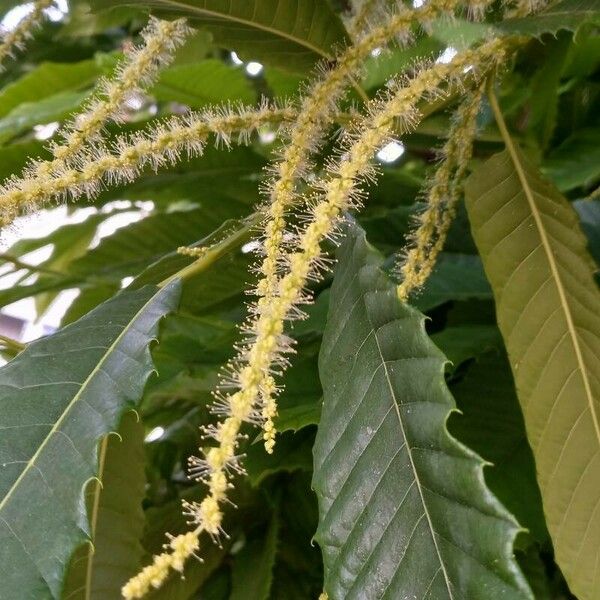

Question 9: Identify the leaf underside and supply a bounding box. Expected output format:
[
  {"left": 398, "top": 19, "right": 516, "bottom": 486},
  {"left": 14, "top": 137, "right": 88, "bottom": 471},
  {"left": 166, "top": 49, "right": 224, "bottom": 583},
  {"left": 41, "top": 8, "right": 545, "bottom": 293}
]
[
  {"left": 62, "top": 412, "right": 146, "bottom": 600},
  {"left": 312, "top": 223, "right": 532, "bottom": 600},
  {"left": 0, "top": 282, "right": 180, "bottom": 599},
  {"left": 94, "top": 0, "right": 349, "bottom": 72},
  {"left": 465, "top": 147, "right": 600, "bottom": 600}
]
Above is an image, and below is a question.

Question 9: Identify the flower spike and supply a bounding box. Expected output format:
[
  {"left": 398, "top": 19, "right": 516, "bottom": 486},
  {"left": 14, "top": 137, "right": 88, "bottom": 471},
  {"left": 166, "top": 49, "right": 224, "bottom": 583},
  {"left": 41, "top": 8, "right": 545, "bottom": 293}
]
[
  {"left": 0, "top": 0, "right": 53, "bottom": 70},
  {"left": 397, "top": 81, "right": 486, "bottom": 301}
]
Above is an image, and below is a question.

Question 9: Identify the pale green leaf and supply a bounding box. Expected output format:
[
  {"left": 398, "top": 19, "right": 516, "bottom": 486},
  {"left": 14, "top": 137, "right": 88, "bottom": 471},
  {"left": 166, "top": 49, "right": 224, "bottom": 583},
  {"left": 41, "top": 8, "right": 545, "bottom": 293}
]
[
  {"left": 0, "top": 60, "right": 100, "bottom": 118},
  {"left": 313, "top": 223, "right": 532, "bottom": 599},
  {"left": 71, "top": 202, "right": 249, "bottom": 280},
  {"left": 0, "top": 281, "right": 180, "bottom": 599},
  {"left": 62, "top": 412, "right": 146, "bottom": 600},
  {"left": 0, "top": 90, "right": 88, "bottom": 143},
  {"left": 465, "top": 145, "right": 600, "bottom": 600}
]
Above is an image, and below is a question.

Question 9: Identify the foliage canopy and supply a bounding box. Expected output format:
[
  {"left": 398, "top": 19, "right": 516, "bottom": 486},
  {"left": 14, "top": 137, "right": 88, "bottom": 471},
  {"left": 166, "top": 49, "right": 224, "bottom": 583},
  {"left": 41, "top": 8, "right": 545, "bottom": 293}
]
[{"left": 0, "top": 0, "right": 598, "bottom": 599}]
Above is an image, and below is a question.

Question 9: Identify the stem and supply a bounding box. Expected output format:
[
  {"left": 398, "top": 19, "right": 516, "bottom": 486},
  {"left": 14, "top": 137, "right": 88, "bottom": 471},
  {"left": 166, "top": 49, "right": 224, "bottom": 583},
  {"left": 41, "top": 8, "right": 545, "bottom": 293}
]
[
  {"left": 0, "top": 334, "right": 25, "bottom": 353},
  {"left": 85, "top": 435, "right": 109, "bottom": 600},
  {"left": 0, "top": 253, "right": 64, "bottom": 276},
  {"left": 486, "top": 77, "right": 512, "bottom": 145},
  {"left": 158, "top": 211, "right": 263, "bottom": 288}
]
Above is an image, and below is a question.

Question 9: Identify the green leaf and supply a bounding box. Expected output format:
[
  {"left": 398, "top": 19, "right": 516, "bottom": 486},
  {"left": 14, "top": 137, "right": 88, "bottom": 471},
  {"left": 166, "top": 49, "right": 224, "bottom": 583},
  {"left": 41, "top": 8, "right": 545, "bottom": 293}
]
[
  {"left": 412, "top": 253, "right": 493, "bottom": 311},
  {"left": 0, "top": 139, "right": 48, "bottom": 181},
  {"left": 96, "top": 0, "right": 349, "bottom": 73},
  {"left": 245, "top": 428, "right": 314, "bottom": 487},
  {"left": 431, "top": 325, "right": 502, "bottom": 370},
  {"left": 449, "top": 351, "right": 547, "bottom": 543},
  {"left": 312, "top": 223, "right": 532, "bottom": 599},
  {"left": 3, "top": 211, "right": 123, "bottom": 319},
  {"left": 153, "top": 60, "right": 255, "bottom": 107},
  {"left": 0, "top": 60, "right": 100, "bottom": 118},
  {"left": 526, "top": 35, "right": 571, "bottom": 149},
  {"left": 72, "top": 203, "right": 249, "bottom": 280},
  {"left": 543, "top": 127, "right": 600, "bottom": 192},
  {"left": 360, "top": 37, "right": 442, "bottom": 92},
  {"left": 499, "top": 0, "right": 600, "bottom": 37},
  {"left": 230, "top": 510, "right": 279, "bottom": 600},
  {"left": 0, "top": 281, "right": 180, "bottom": 599},
  {"left": 62, "top": 412, "right": 146, "bottom": 599},
  {"left": 465, "top": 145, "right": 600, "bottom": 600},
  {"left": 0, "top": 90, "right": 88, "bottom": 144}
]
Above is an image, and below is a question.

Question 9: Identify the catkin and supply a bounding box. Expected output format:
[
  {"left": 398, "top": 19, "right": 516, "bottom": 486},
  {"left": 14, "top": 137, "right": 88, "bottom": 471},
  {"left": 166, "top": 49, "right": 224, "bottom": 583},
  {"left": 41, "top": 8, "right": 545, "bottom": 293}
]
[
  {"left": 122, "top": 39, "right": 505, "bottom": 600},
  {"left": 397, "top": 82, "right": 485, "bottom": 301},
  {"left": 255, "top": 0, "right": 471, "bottom": 451},
  {"left": 0, "top": 104, "right": 295, "bottom": 225},
  {"left": 37, "top": 17, "right": 191, "bottom": 176},
  {"left": 0, "top": 0, "right": 52, "bottom": 69}
]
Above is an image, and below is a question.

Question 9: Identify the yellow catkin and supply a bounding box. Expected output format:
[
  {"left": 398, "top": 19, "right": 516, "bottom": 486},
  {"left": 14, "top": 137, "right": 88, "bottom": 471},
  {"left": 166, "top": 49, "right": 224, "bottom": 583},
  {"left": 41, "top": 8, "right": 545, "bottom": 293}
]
[
  {"left": 0, "top": 0, "right": 52, "bottom": 69},
  {"left": 255, "top": 0, "right": 473, "bottom": 451},
  {"left": 260, "top": 0, "right": 465, "bottom": 299},
  {"left": 0, "top": 105, "right": 296, "bottom": 225},
  {"left": 347, "top": 0, "right": 385, "bottom": 39},
  {"left": 35, "top": 17, "right": 191, "bottom": 178},
  {"left": 122, "top": 41, "right": 505, "bottom": 600},
  {"left": 397, "top": 82, "right": 485, "bottom": 301}
]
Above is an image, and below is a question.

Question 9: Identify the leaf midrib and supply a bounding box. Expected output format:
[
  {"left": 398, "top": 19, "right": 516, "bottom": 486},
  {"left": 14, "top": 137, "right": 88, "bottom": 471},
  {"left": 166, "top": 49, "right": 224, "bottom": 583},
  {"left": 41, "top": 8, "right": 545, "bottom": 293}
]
[
  {"left": 493, "top": 105, "right": 600, "bottom": 446},
  {"left": 0, "top": 286, "right": 162, "bottom": 515},
  {"left": 370, "top": 304, "right": 454, "bottom": 599},
  {"left": 84, "top": 435, "right": 109, "bottom": 600},
  {"left": 144, "top": 0, "right": 333, "bottom": 59}
]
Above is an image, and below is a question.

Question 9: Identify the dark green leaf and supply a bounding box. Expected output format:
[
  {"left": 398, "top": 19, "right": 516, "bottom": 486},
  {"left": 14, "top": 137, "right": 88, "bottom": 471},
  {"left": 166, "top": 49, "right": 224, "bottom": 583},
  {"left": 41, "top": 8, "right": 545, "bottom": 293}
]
[
  {"left": 313, "top": 223, "right": 532, "bottom": 599},
  {"left": 0, "top": 281, "right": 180, "bottom": 599},
  {"left": 94, "top": 0, "right": 349, "bottom": 73},
  {"left": 575, "top": 199, "right": 600, "bottom": 266},
  {"left": 543, "top": 127, "right": 600, "bottom": 192},
  {"left": 412, "top": 253, "right": 493, "bottom": 311},
  {"left": 431, "top": 325, "right": 502, "bottom": 370},
  {"left": 230, "top": 511, "right": 279, "bottom": 600},
  {"left": 245, "top": 428, "right": 314, "bottom": 487},
  {"left": 449, "top": 351, "right": 548, "bottom": 543}
]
